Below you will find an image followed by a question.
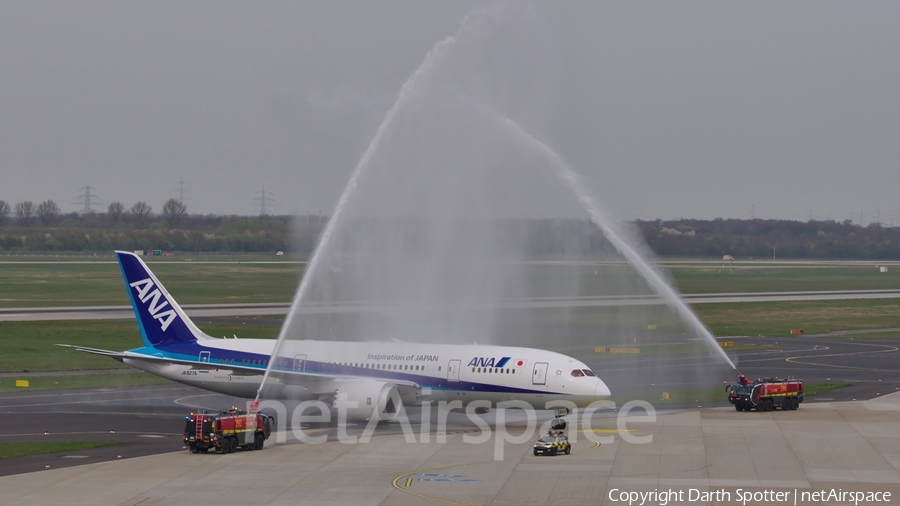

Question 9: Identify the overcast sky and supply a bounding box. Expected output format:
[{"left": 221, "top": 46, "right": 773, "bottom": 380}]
[{"left": 1, "top": 2, "right": 898, "bottom": 223}]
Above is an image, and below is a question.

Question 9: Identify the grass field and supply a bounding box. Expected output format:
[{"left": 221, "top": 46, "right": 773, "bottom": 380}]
[
  {"left": 0, "top": 261, "right": 302, "bottom": 307},
  {"left": 2, "top": 298, "right": 896, "bottom": 374},
  {"left": 0, "top": 441, "right": 121, "bottom": 459},
  {"left": 524, "top": 298, "right": 900, "bottom": 340},
  {"left": 692, "top": 299, "right": 900, "bottom": 337},
  {"left": 0, "top": 371, "right": 171, "bottom": 392},
  {"left": 0, "top": 258, "right": 897, "bottom": 373},
  {"left": 1, "top": 259, "right": 897, "bottom": 308},
  {"left": 666, "top": 265, "right": 900, "bottom": 294},
  {"left": 0, "top": 320, "right": 279, "bottom": 373}
]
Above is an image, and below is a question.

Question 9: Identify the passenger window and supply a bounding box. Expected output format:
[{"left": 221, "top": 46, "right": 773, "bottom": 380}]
[{"left": 438, "top": 366, "right": 441, "bottom": 372}]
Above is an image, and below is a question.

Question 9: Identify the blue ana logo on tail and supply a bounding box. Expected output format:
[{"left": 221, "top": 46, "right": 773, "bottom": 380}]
[{"left": 129, "top": 278, "right": 177, "bottom": 332}]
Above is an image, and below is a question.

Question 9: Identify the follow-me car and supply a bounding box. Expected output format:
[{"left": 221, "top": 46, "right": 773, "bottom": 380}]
[{"left": 533, "top": 430, "right": 571, "bottom": 456}]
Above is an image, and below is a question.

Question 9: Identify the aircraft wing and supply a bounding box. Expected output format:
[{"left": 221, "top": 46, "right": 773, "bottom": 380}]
[
  {"left": 56, "top": 344, "right": 269, "bottom": 376},
  {"left": 55, "top": 344, "right": 420, "bottom": 392}
]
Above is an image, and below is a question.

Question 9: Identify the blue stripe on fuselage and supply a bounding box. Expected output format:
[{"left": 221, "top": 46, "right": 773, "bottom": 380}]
[{"left": 130, "top": 343, "right": 555, "bottom": 396}]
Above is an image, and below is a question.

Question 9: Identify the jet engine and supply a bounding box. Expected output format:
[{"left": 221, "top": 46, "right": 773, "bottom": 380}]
[{"left": 331, "top": 380, "right": 403, "bottom": 422}]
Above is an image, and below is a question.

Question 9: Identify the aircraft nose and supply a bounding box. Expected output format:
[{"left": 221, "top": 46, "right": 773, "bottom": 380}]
[{"left": 594, "top": 379, "right": 611, "bottom": 398}]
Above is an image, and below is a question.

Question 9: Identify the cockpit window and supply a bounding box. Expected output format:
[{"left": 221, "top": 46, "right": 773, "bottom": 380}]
[
  {"left": 582, "top": 369, "right": 596, "bottom": 377},
  {"left": 571, "top": 369, "right": 584, "bottom": 377}
]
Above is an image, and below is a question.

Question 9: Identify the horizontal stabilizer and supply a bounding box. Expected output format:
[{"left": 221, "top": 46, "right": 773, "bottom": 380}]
[{"left": 55, "top": 344, "right": 127, "bottom": 361}]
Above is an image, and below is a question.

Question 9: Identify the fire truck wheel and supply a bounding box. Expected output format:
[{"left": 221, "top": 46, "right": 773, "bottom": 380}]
[
  {"left": 189, "top": 444, "right": 198, "bottom": 453},
  {"left": 255, "top": 434, "right": 264, "bottom": 450},
  {"left": 228, "top": 437, "right": 238, "bottom": 453},
  {"left": 766, "top": 399, "right": 775, "bottom": 411},
  {"left": 791, "top": 398, "right": 799, "bottom": 410},
  {"left": 735, "top": 405, "right": 743, "bottom": 412}
]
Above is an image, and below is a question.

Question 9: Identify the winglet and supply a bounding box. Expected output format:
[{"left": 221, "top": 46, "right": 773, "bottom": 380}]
[{"left": 115, "top": 250, "right": 210, "bottom": 348}]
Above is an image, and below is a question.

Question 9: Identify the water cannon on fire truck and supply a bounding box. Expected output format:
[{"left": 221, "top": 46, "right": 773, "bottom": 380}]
[{"left": 726, "top": 375, "right": 804, "bottom": 412}]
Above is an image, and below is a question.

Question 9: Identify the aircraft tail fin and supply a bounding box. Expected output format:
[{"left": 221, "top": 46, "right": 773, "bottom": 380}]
[{"left": 115, "top": 250, "right": 211, "bottom": 348}]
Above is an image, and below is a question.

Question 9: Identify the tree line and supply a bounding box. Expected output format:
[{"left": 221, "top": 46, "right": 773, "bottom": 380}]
[
  {"left": 0, "top": 199, "right": 898, "bottom": 259},
  {"left": 0, "top": 199, "right": 184, "bottom": 229},
  {"left": 636, "top": 218, "right": 900, "bottom": 260},
  {"left": 0, "top": 198, "right": 325, "bottom": 253}
]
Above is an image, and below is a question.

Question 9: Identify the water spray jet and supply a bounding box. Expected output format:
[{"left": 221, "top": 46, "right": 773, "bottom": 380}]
[
  {"left": 256, "top": 10, "right": 494, "bottom": 402},
  {"left": 494, "top": 116, "right": 739, "bottom": 372}
]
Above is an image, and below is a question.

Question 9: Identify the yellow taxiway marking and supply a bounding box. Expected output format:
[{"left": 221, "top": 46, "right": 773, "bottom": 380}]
[
  {"left": 571, "top": 440, "right": 601, "bottom": 454},
  {"left": 391, "top": 463, "right": 483, "bottom": 506}
]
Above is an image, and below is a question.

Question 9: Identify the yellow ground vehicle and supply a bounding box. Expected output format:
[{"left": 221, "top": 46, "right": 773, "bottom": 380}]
[{"left": 532, "top": 431, "right": 571, "bottom": 456}]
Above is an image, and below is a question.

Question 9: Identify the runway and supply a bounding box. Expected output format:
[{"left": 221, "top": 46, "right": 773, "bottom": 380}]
[
  {"left": 2, "top": 334, "right": 897, "bottom": 480},
  {"left": 2, "top": 394, "right": 899, "bottom": 505},
  {"left": 3, "top": 289, "right": 900, "bottom": 322}
]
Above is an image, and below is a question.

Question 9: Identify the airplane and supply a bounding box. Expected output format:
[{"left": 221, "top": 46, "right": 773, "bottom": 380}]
[{"left": 61, "top": 251, "right": 610, "bottom": 422}]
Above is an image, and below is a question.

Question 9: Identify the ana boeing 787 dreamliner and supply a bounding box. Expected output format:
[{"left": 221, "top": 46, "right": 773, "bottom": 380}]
[{"left": 61, "top": 251, "right": 610, "bottom": 422}]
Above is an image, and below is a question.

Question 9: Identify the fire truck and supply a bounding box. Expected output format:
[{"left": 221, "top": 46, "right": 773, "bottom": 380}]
[
  {"left": 184, "top": 407, "right": 273, "bottom": 454},
  {"left": 726, "top": 375, "right": 804, "bottom": 412}
]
